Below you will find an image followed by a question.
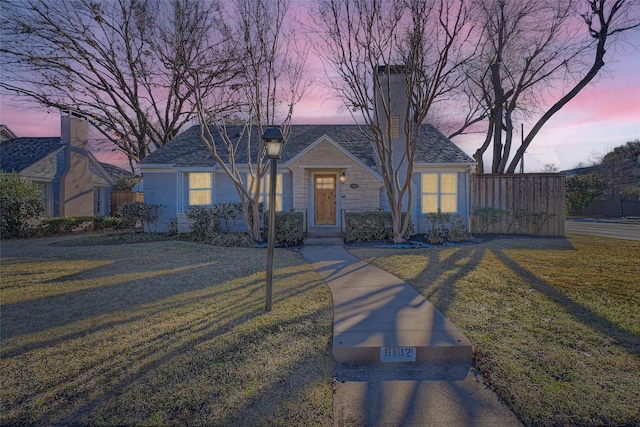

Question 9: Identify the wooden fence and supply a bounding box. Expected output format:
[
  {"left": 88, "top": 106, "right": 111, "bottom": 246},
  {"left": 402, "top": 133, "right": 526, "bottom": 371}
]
[
  {"left": 110, "top": 190, "right": 143, "bottom": 216},
  {"left": 470, "top": 173, "right": 565, "bottom": 236}
]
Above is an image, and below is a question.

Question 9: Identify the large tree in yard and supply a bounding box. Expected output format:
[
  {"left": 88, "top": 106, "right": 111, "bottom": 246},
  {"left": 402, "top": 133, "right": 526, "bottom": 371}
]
[
  {"left": 0, "top": 0, "right": 234, "bottom": 171},
  {"left": 452, "top": 0, "right": 640, "bottom": 174},
  {"left": 188, "top": 0, "right": 308, "bottom": 241},
  {"left": 314, "top": 0, "right": 478, "bottom": 243}
]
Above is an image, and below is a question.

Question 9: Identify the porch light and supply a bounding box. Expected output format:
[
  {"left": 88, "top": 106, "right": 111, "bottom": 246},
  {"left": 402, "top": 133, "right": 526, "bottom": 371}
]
[
  {"left": 261, "top": 125, "right": 285, "bottom": 313},
  {"left": 340, "top": 171, "right": 346, "bottom": 183},
  {"left": 263, "top": 126, "right": 285, "bottom": 159}
]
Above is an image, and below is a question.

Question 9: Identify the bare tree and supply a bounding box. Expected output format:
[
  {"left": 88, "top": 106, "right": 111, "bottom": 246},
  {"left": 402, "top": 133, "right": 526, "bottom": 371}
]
[
  {"left": 507, "top": 0, "right": 640, "bottom": 173},
  {"left": 0, "top": 0, "right": 233, "bottom": 171},
  {"left": 188, "top": 0, "right": 308, "bottom": 241},
  {"left": 452, "top": 0, "right": 640, "bottom": 174},
  {"left": 314, "top": 0, "right": 478, "bottom": 242}
]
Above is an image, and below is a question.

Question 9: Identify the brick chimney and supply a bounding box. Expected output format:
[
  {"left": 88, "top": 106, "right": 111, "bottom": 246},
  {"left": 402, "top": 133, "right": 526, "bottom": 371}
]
[
  {"left": 375, "top": 65, "right": 410, "bottom": 174},
  {"left": 59, "top": 111, "right": 94, "bottom": 217}
]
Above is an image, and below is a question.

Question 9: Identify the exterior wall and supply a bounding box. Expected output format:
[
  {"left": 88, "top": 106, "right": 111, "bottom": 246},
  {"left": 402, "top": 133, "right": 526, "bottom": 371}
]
[
  {"left": 143, "top": 170, "right": 178, "bottom": 232},
  {"left": 288, "top": 139, "right": 384, "bottom": 228},
  {"left": 213, "top": 172, "right": 237, "bottom": 204}
]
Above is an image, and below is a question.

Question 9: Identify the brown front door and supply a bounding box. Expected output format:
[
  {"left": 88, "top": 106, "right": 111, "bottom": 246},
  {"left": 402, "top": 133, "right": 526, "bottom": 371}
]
[{"left": 314, "top": 174, "right": 336, "bottom": 225}]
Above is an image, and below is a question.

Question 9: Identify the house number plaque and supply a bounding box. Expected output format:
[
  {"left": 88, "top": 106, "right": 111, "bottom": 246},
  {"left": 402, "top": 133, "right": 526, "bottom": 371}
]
[
  {"left": 380, "top": 346, "right": 416, "bottom": 362},
  {"left": 350, "top": 183, "right": 359, "bottom": 189}
]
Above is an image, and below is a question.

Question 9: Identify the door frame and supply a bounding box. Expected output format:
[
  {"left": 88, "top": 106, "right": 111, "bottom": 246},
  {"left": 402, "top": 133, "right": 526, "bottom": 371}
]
[{"left": 310, "top": 171, "right": 340, "bottom": 227}]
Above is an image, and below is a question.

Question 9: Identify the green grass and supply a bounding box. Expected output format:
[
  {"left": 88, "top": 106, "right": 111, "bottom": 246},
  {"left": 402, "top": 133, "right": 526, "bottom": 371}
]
[
  {"left": 348, "top": 234, "right": 640, "bottom": 426},
  {"left": 1, "top": 236, "right": 333, "bottom": 426}
]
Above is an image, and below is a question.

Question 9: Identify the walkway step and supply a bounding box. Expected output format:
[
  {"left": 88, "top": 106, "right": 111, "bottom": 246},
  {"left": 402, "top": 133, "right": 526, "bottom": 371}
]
[
  {"left": 303, "top": 237, "right": 344, "bottom": 246},
  {"left": 301, "top": 245, "right": 472, "bottom": 364}
]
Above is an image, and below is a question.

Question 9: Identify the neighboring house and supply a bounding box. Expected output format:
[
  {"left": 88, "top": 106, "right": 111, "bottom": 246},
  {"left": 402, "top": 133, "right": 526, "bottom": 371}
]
[
  {"left": 140, "top": 70, "right": 476, "bottom": 236},
  {"left": 0, "top": 112, "right": 125, "bottom": 217}
]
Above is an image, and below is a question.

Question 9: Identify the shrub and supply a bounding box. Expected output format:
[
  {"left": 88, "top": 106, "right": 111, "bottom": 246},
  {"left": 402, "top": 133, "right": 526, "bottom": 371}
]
[
  {"left": 212, "top": 202, "right": 243, "bottom": 232},
  {"left": 565, "top": 173, "right": 607, "bottom": 216},
  {"left": 0, "top": 173, "right": 45, "bottom": 238},
  {"left": 39, "top": 216, "right": 124, "bottom": 235},
  {"left": 471, "top": 207, "right": 506, "bottom": 234},
  {"left": 446, "top": 214, "right": 473, "bottom": 242},
  {"left": 344, "top": 211, "right": 412, "bottom": 242},
  {"left": 264, "top": 212, "right": 304, "bottom": 244},
  {"left": 424, "top": 211, "right": 451, "bottom": 244},
  {"left": 185, "top": 206, "right": 217, "bottom": 241},
  {"left": 93, "top": 216, "right": 124, "bottom": 231},
  {"left": 119, "top": 202, "right": 162, "bottom": 232},
  {"left": 208, "top": 232, "right": 254, "bottom": 247}
]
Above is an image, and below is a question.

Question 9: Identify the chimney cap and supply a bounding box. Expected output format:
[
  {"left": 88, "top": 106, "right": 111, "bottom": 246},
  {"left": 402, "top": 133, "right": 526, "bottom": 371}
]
[{"left": 61, "top": 110, "right": 86, "bottom": 120}]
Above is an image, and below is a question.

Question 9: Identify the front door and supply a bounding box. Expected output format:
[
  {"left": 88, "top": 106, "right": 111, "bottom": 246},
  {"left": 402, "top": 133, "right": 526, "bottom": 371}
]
[{"left": 314, "top": 174, "right": 336, "bottom": 225}]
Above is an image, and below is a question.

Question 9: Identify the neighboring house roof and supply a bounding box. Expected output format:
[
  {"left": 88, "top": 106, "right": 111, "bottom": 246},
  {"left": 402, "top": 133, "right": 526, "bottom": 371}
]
[
  {"left": 0, "top": 125, "right": 18, "bottom": 142},
  {"left": 99, "top": 162, "right": 133, "bottom": 180},
  {"left": 1, "top": 136, "right": 128, "bottom": 183},
  {"left": 140, "top": 124, "right": 473, "bottom": 167},
  {"left": 0, "top": 137, "right": 63, "bottom": 173}
]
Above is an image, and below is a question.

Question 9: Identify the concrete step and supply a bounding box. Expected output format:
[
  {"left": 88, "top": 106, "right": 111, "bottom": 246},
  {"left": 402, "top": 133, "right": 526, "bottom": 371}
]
[
  {"left": 304, "top": 237, "right": 344, "bottom": 246},
  {"left": 333, "top": 321, "right": 473, "bottom": 364}
]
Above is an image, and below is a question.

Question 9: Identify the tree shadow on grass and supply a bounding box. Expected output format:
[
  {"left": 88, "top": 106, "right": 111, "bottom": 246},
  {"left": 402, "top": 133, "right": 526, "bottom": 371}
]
[
  {"left": 1, "top": 241, "right": 334, "bottom": 426},
  {"left": 492, "top": 248, "right": 640, "bottom": 356}
]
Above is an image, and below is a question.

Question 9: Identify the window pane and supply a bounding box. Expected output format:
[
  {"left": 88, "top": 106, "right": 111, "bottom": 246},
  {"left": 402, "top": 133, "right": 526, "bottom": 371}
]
[
  {"left": 441, "top": 173, "right": 457, "bottom": 193},
  {"left": 441, "top": 195, "right": 457, "bottom": 213},
  {"left": 190, "top": 189, "right": 211, "bottom": 205},
  {"left": 264, "top": 174, "right": 283, "bottom": 211},
  {"left": 422, "top": 195, "right": 438, "bottom": 213},
  {"left": 422, "top": 174, "right": 438, "bottom": 193},
  {"left": 189, "top": 173, "right": 211, "bottom": 189}
]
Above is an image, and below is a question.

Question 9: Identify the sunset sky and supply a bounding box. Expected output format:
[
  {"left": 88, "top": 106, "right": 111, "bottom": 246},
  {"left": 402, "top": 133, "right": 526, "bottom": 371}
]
[{"left": 1, "top": 10, "right": 638, "bottom": 172}]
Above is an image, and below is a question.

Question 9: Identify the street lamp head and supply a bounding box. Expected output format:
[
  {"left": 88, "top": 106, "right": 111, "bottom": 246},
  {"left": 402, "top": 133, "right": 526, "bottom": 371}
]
[{"left": 262, "top": 126, "right": 285, "bottom": 159}]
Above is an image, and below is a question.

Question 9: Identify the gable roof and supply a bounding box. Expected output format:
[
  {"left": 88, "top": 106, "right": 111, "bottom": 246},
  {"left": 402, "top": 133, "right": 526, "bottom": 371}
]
[
  {"left": 0, "top": 137, "right": 63, "bottom": 173},
  {"left": 0, "top": 125, "right": 17, "bottom": 142},
  {"left": 0, "top": 136, "right": 129, "bottom": 182},
  {"left": 140, "top": 124, "right": 474, "bottom": 168}
]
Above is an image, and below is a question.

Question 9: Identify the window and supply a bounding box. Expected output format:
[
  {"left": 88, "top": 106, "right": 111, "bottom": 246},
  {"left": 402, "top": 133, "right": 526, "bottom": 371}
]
[
  {"left": 94, "top": 187, "right": 102, "bottom": 215},
  {"left": 189, "top": 173, "right": 212, "bottom": 205},
  {"left": 421, "top": 173, "right": 458, "bottom": 213},
  {"left": 248, "top": 173, "right": 283, "bottom": 211},
  {"left": 33, "top": 181, "right": 51, "bottom": 216}
]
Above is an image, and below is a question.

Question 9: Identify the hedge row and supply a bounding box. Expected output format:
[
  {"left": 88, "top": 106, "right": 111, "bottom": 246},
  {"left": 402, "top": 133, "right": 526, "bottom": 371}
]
[
  {"left": 265, "top": 211, "right": 305, "bottom": 244},
  {"left": 344, "top": 211, "right": 412, "bottom": 242},
  {"left": 40, "top": 216, "right": 124, "bottom": 235}
]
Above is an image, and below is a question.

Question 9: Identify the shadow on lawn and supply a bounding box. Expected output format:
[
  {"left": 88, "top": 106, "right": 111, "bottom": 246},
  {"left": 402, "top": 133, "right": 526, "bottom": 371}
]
[
  {"left": 492, "top": 249, "right": 640, "bottom": 357},
  {"left": 1, "top": 239, "right": 333, "bottom": 426},
  {"left": 402, "top": 236, "right": 637, "bottom": 354}
]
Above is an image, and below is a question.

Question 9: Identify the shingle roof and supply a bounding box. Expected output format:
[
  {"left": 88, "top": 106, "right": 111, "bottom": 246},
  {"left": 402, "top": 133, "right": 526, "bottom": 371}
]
[
  {"left": 99, "top": 162, "right": 133, "bottom": 180},
  {"left": 140, "top": 124, "right": 474, "bottom": 167},
  {"left": 0, "top": 137, "right": 63, "bottom": 173}
]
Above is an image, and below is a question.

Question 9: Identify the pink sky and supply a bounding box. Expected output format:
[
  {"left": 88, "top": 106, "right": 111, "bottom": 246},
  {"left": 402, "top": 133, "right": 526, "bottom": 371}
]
[{"left": 1, "top": 29, "right": 638, "bottom": 172}]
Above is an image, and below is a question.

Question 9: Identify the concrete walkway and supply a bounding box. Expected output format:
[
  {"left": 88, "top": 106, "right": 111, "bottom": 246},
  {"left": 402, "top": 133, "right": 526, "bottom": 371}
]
[{"left": 301, "top": 240, "right": 522, "bottom": 426}]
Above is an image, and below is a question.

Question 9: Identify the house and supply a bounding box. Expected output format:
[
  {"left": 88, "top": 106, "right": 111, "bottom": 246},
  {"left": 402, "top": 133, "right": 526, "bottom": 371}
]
[
  {"left": 140, "top": 70, "right": 476, "bottom": 236},
  {"left": 139, "top": 124, "right": 475, "bottom": 236},
  {"left": 0, "top": 112, "right": 124, "bottom": 217}
]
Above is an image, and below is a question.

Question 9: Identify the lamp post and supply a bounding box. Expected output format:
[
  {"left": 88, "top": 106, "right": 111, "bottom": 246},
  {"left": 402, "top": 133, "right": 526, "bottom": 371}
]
[{"left": 262, "top": 126, "right": 285, "bottom": 313}]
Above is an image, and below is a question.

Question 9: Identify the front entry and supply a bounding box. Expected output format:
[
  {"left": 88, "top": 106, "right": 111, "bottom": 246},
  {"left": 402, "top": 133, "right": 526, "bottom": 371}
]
[{"left": 314, "top": 174, "right": 336, "bottom": 225}]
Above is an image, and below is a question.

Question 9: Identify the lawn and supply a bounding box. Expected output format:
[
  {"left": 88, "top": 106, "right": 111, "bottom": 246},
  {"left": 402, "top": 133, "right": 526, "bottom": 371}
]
[
  {"left": 348, "top": 233, "right": 640, "bottom": 426},
  {"left": 2, "top": 233, "right": 639, "bottom": 426},
  {"left": 0, "top": 237, "right": 334, "bottom": 426}
]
